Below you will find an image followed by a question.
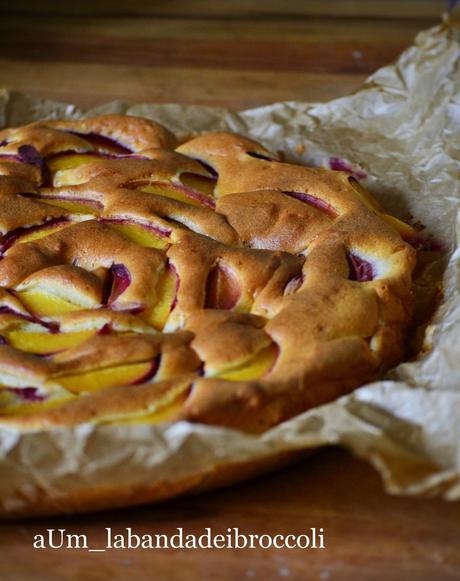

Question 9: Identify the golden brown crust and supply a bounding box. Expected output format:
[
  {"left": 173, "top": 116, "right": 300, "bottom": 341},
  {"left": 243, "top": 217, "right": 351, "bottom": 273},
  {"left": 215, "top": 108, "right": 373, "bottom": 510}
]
[{"left": 0, "top": 115, "right": 417, "bottom": 433}]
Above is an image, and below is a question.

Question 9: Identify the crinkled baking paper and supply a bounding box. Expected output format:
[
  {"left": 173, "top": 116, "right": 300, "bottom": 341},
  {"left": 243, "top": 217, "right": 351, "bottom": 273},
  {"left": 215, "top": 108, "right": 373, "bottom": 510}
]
[{"left": 1, "top": 20, "right": 460, "bottom": 517}]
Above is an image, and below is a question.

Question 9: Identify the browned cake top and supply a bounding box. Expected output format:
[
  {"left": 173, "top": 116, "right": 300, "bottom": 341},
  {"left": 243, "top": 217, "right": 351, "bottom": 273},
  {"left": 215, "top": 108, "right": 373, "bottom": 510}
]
[{"left": 0, "top": 114, "right": 416, "bottom": 432}]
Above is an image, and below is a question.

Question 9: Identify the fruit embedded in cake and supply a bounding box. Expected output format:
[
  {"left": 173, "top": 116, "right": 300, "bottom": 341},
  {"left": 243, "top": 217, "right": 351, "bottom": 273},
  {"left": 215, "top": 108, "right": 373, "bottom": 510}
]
[
  {"left": 48, "top": 153, "right": 107, "bottom": 174},
  {"left": 0, "top": 115, "right": 420, "bottom": 433},
  {"left": 7, "top": 328, "right": 95, "bottom": 355},
  {"left": 15, "top": 265, "right": 105, "bottom": 317},
  {"left": 138, "top": 182, "right": 215, "bottom": 208},
  {"left": 205, "top": 262, "right": 241, "bottom": 310},
  {"left": 106, "top": 264, "right": 132, "bottom": 305},
  {"left": 57, "top": 360, "right": 159, "bottom": 393},
  {"left": 347, "top": 253, "right": 374, "bottom": 282},
  {"left": 103, "top": 220, "right": 171, "bottom": 250},
  {"left": 0, "top": 219, "right": 71, "bottom": 254},
  {"left": 146, "top": 264, "right": 178, "bottom": 330},
  {"left": 210, "top": 342, "right": 279, "bottom": 381},
  {"left": 61, "top": 131, "right": 134, "bottom": 155}
]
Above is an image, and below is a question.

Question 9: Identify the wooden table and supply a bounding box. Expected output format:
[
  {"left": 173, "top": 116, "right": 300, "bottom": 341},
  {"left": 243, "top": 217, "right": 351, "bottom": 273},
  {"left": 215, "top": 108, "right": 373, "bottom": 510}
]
[
  {"left": 0, "top": 0, "right": 448, "bottom": 109},
  {"left": 1, "top": 2, "right": 459, "bottom": 579},
  {"left": 2, "top": 449, "right": 460, "bottom": 580}
]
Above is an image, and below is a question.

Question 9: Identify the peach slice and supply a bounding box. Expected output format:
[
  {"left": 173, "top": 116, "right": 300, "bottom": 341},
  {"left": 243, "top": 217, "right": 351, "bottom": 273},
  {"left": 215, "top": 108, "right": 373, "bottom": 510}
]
[
  {"left": 348, "top": 177, "right": 382, "bottom": 212},
  {"left": 347, "top": 253, "right": 374, "bottom": 282},
  {"left": 49, "top": 153, "right": 106, "bottom": 187},
  {"left": 106, "top": 221, "right": 170, "bottom": 250},
  {"left": 2, "top": 386, "right": 46, "bottom": 403},
  {"left": 47, "top": 153, "right": 99, "bottom": 174},
  {"left": 139, "top": 182, "right": 214, "bottom": 208},
  {"left": 17, "top": 289, "right": 85, "bottom": 318},
  {"left": 16, "top": 265, "right": 102, "bottom": 317},
  {"left": 212, "top": 343, "right": 278, "bottom": 381},
  {"left": 57, "top": 360, "right": 157, "bottom": 394},
  {"left": 379, "top": 215, "right": 437, "bottom": 250},
  {"left": 380, "top": 213, "right": 418, "bottom": 240},
  {"left": 107, "top": 263, "right": 131, "bottom": 304},
  {"left": 0, "top": 388, "right": 74, "bottom": 416},
  {"left": 14, "top": 222, "right": 70, "bottom": 245},
  {"left": 115, "top": 393, "right": 187, "bottom": 426},
  {"left": 1, "top": 220, "right": 70, "bottom": 253},
  {"left": 180, "top": 172, "right": 216, "bottom": 197},
  {"left": 8, "top": 330, "right": 94, "bottom": 354},
  {"left": 106, "top": 380, "right": 191, "bottom": 426},
  {"left": 147, "top": 266, "right": 178, "bottom": 330},
  {"left": 65, "top": 131, "right": 132, "bottom": 155},
  {"left": 37, "top": 197, "right": 99, "bottom": 215},
  {"left": 205, "top": 263, "right": 241, "bottom": 310},
  {"left": 348, "top": 178, "right": 418, "bottom": 242}
]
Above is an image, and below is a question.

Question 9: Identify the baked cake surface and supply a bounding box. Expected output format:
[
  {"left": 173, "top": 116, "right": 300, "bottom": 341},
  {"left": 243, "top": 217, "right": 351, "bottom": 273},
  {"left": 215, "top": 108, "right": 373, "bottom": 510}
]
[{"left": 0, "top": 115, "right": 417, "bottom": 433}]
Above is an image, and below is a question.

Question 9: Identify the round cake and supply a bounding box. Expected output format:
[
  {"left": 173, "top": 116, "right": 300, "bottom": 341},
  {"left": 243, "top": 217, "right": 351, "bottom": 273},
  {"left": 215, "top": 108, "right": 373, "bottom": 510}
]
[{"left": 0, "top": 115, "right": 417, "bottom": 433}]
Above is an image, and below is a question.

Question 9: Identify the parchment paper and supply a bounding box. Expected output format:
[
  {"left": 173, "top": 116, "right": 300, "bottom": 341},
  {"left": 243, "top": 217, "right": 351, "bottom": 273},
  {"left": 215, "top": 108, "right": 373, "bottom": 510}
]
[{"left": 1, "top": 20, "right": 460, "bottom": 516}]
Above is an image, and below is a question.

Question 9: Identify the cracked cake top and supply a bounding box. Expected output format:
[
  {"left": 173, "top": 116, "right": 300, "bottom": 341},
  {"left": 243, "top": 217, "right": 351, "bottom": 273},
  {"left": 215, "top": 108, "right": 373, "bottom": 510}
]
[{"left": 0, "top": 114, "right": 416, "bottom": 432}]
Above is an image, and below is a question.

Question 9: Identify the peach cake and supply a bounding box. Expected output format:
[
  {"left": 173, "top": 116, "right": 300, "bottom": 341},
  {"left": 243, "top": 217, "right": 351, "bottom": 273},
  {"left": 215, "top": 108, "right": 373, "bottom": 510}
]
[{"left": 0, "top": 115, "right": 417, "bottom": 433}]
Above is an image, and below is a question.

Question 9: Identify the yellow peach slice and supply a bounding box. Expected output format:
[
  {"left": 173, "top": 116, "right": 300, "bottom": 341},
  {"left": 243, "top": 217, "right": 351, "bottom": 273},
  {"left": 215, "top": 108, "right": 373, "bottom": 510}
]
[
  {"left": 233, "top": 290, "right": 254, "bottom": 314},
  {"left": 147, "top": 268, "right": 177, "bottom": 330},
  {"left": 380, "top": 213, "right": 417, "bottom": 239},
  {"left": 16, "top": 266, "right": 102, "bottom": 317},
  {"left": 38, "top": 197, "right": 98, "bottom": 215},
  {"left": 107, "top": 222, "right": 170, "bottom": 250},
  {"left": 349, "top": 179, "right": 416, "bottom": 241},
  {"left": 213, "top": 343, "right": 278, "bottom": 381},
  {"left": 106, "top": 382, "right": 190, "bottom": 425},
  {"left": 57, "top": 361, "right": 155, "bottom": 394},
  {"left": 16, "top": 223, "right": 69, "bottom": 245},
  {"left": 348, "top": 178, "right": 382, "bottom": 212},
  {"left": 8, "top": 330, "right": 94, "bottom": 354},
  {"left": 140, "top": 183, "right": 203, "bottom": 207},
  {"left": 205, "top": 263, "right": 241, "bottom": 310},
  {"left": 47, "top": 153, "right": 97, "bottom": 173},
  {"left": 0, "top": 391, "right": 75, "bottom": 416},
  {"left": 115, "top": 396, "right": 185, "bottom": 426},
  {"left": 50, "top": 154, "right": 103, "bottom": 187},
  {"left": 180, "top": 172, "right": 216, "bottom": 197},
  {"left": 17, "top": 289, "right": 84, "bottom": 317}
]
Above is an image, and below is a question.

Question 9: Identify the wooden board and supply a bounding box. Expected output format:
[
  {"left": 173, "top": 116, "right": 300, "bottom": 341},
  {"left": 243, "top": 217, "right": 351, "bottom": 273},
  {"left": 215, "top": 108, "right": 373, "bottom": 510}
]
[
  {"left": 0, "top": 5, "right": 443, "bottom": 110},
  {"left": 0, "top": 2, "right": 458, "bottom": 579},
  {"left": 0, "top": 0, "right": 447, "bottom": 19}
]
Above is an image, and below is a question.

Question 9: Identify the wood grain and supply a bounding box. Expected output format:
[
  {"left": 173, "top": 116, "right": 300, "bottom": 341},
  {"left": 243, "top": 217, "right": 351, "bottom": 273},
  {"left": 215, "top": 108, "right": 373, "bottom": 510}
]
[
  {"left": 0, "top": 0, "right": 447, "bottom": 19},
  {"left": 0, "top": 59, "right": 368, "bottom": 110},
  {"left": 1, "top": 449, "right": 459, "bottom": 581},
  {"left": 0, "top": 31, "right": 406, "bottom": 74},
  {"left": 0, "top": 12, "right": 440, "bottom": 110}
]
